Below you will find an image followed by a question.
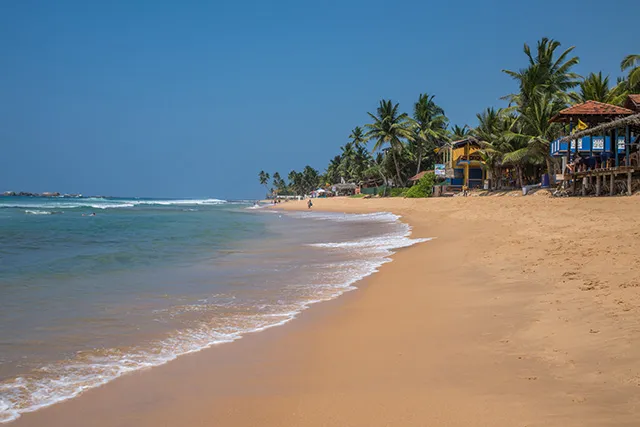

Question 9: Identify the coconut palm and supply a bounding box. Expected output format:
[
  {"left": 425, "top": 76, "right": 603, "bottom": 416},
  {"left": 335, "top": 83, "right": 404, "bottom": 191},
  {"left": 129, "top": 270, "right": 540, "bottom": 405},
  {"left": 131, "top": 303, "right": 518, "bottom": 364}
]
[
  {"left": 324, "top": 155, "right": 342, "bottom": 185},
  {"left": 302, "top": 165, "right": 320, "bottom": 194},
  {"left": 411, "top": 93, "right": 449, "bottom": 175},
  {"left": 571, "top": 72, "right": 627, "bottom": 105},
  {"left": 621, "top": 54, "right": 640, "bottom": 93},
  {"left": 287, "top": 170, "right": 300, "bottom": 195},
  {"left": 365, "top": 100, "right": 414, "bottom": 186},
  {"left": 450, "top": 124, "right": 471, "bottom": 140},
  {"left": 272, "top": 172, "right": 286, "bottom": 194},
  {"left": 503, "top": 93, "right": 564, "bottom": 186},
  {"left": 472, "top": 108, "right": 520, "bottom": 189},
  {"left": 258, "top": 170, "right": 270, "bottom": 195},
  {"left": 352, "top": 143, "right": 373, "bottom": 182},
  {"left": 348, "top": 126, "right": 367, "bottom": 147},
  {"left": 338, "top": 142, "right": 356, "bottom": 181},
  {"left": 503, "top": 37, "right": 580, "bottom": 109}
]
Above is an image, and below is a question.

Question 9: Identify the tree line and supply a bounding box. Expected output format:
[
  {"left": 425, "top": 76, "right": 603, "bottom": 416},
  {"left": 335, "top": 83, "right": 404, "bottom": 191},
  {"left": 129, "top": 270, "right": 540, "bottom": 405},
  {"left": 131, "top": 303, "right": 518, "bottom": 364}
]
[{"left": 259, "top": 39, "right": 639, "bottom": 196}]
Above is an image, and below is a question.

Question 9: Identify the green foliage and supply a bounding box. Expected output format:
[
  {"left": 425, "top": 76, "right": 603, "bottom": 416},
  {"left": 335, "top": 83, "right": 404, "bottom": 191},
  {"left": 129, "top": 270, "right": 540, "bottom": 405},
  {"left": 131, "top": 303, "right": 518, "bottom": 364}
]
[
  {"left": 450, "top": 124, "right": 470, "bottom": 140},
  {"left": 260, "top": 39, "right": 635, "bottom": 194},
  {"left": 365, "top": 99, "right": 415, "bottom": 186},
  {"left": 404, "top": 173, "right": 435, "bottom": 198},
  {"left": 411, "top": 93, "right": 449, "bottom": 176},
  {"left": 621, "top": 54, "right": 640, "bottom": 93},
  {"left": 389, "top": 188, "right": 408, "bottom": 197},
  {"left": 502, "top": 37, "right": 580, "bottom": 109},
  {"left": 572, "top": 72, "right": 627, "bottom": 105}
]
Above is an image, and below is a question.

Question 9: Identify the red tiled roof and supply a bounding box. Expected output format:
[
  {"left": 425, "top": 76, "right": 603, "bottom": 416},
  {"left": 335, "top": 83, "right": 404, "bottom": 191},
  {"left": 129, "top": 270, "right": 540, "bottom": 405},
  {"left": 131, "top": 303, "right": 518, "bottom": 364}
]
[
  {"left": 408, "top": 170, "right": 433, "bottom": 181},
  {"left": 556, "top": 100, "right": 634, "bottom": 117}
]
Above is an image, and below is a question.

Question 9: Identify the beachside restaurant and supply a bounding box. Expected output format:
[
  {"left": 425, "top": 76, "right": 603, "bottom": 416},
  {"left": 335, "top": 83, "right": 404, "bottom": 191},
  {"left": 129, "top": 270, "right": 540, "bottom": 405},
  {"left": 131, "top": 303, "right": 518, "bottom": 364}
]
[
  {"left": 549, "top": 99, "right": 640, "bottom": 196},
  {"left": 439, "top": 138, "right": 485, "bottom": 189}
]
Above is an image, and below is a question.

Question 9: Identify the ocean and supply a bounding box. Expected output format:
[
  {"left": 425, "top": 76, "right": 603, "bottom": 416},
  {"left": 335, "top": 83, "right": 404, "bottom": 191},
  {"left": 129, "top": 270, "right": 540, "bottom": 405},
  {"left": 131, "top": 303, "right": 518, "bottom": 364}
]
[{"left": 0, "top": 196, "right": 428, "bottom": 423}]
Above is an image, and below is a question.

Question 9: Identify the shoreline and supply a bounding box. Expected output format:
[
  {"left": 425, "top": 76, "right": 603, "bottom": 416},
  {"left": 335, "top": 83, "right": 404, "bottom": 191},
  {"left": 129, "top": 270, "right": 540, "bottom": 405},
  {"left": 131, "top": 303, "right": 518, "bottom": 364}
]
[
  {"left": 11, "top": 197, "right": 640, "bottom": 426},
  {"left": 0, "top": 205, "right": 417, "bottom": 423}
]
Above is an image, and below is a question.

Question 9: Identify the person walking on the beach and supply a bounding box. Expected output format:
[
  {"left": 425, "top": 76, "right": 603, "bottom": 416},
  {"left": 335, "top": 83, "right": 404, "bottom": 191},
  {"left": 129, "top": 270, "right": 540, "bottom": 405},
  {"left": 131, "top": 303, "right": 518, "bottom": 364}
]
[{"left": 307, "top": 199, "right": 313, "bottom": 209}]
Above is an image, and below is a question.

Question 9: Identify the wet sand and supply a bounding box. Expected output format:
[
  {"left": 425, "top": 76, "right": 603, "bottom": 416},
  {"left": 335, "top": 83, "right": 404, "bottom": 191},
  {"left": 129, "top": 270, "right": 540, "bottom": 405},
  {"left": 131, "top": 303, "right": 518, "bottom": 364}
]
[{"left": 12, "top": 196, "right": 640, "bottom": 426}]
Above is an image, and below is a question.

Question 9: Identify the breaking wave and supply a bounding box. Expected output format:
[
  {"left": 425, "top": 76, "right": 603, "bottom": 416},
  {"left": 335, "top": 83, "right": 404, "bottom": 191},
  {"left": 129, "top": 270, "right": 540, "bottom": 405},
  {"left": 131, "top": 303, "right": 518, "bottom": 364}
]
[{"left": 0, "top": 210, "right": 430, "bottom": 423}]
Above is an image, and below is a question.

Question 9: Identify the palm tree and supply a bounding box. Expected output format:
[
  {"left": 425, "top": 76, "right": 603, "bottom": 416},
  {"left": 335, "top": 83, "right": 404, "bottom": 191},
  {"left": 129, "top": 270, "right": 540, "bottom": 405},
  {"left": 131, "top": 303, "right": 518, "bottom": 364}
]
[
  {"left": 503, "top": 37, "right": 580, "bottom": 109},
  {"left": 287, "top": 170, "right": 300, "bottom": 195},
  {"left": 338, "top": 142, "right": 356, "bottom": 181},
  {"left": 348, "top": 126, "right": 367, "bottom": 147},
  {"left": 472, "top": 108, "right": 519, "bottom": 189},
  {"left": 571, "top": 72, "right": 627, "bottom": 105},
  {"left": 621, "top": 54, "right": 640, "bottom": 93},
  {"left": 450, "top": 124, "right": 471, "bottom": 140},
  {"left": 302, "top": 165, "right": 320, "bottom": 194},
  {"left": 503, "top": 93, "right": 564, "bottom": 187},
  {"left": 258, "top": 171, "right": 270, "bottom": 195},
  {"left": 365, "top": 100, "right": 414, "bottom": 186},
  {"left": 324, "top": 155, "right": 342, "bottom": 185},
  {"left": 411, "top": 93, "right": 449, "bottom": 175},
  {"left": 352, "top": 143, "right": 372, "bottom": 182},
  {"left": 272, "top": 172, "right": 285, "bottom": 194}
]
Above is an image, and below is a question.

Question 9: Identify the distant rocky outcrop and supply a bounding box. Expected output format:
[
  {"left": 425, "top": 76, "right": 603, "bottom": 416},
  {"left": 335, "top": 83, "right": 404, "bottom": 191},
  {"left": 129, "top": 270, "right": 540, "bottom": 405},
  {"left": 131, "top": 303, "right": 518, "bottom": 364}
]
[{"left": 2, "top": 191, "right": 80, "bottom": 198}]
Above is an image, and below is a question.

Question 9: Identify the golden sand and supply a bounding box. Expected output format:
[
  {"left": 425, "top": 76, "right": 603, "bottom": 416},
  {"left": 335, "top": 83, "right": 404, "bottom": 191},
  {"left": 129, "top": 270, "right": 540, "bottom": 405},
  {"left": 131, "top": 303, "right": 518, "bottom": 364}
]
[{"left": 13, "top": 196, "right": 640, "bottom": 426}]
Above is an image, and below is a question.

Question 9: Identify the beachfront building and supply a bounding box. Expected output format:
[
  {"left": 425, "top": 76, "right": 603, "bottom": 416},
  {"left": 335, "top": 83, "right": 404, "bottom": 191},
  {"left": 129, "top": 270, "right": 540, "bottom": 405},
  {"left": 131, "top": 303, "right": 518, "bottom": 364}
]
[
  {"left": 332, "top": 183, "right": 357, "bottom": 196},
  {"left": 550, "top": 98, "right": 640, "bottom": 196},
  {"left": 624, "top": 94, "right": 640, "bottom": 113},
  {"left": 439, "top": 138, "right": 485, "bottom": 189}
]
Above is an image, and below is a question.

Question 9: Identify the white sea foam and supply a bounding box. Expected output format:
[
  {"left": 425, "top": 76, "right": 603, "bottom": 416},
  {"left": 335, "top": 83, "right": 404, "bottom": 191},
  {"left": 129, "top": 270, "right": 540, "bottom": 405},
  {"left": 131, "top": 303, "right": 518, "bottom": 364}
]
[
  {"left": 0, "top": 210, "right": 431, "bottom": 423},
  {"left": 24, "top": 210, "right": 52, "bottom": 215},
  {"left": 126, "top": 199, "right": 226, "bottom": 206},
  {"left": 2, "top": 198, "right": 227, "bottom": 211},
  {"left": 288, "top": 210, "right": 401, "bottom": 224}
]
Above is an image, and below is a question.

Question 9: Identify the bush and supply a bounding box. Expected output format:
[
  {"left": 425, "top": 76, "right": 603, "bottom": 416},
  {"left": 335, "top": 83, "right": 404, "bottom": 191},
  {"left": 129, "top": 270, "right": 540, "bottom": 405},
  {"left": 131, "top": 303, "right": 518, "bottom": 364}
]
[
  {"left": 404, "top": 173, "right": 436, "bottom": 198},
  {"left": 389, "top": 187, "right": 409, "bottom": 197}
]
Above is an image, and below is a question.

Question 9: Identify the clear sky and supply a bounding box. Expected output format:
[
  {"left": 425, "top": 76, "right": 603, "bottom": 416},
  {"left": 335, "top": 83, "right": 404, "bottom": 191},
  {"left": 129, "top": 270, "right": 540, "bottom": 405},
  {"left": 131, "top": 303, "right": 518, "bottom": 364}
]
[{"left": 1, "top": 0, "right": 637, "bottom": 199}]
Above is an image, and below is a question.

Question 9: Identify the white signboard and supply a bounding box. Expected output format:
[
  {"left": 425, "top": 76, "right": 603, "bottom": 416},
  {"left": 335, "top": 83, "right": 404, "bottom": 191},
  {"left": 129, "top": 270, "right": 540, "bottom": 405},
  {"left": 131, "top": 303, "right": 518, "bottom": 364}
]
[
  {"left": 434, "top": 164, "right": 445, "bottom": 176},
  {"left": 593, "top": 138, "right": 604, "bottom": 150}
]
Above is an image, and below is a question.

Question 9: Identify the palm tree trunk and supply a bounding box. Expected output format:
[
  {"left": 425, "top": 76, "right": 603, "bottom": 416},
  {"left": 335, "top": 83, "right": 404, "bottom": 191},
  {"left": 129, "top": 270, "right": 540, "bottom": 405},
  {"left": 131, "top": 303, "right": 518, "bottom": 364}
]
[
  {"left": 392, "top": 151, "right": 402, "bottom": 187},
  {"left": 372, "top": 157, "right": 389, "bottom": 196},
  {"left": 516, "top": 166, "right": 524, "bottom": 188},
  {"left": 545, "top": 157, "right": 556, "bottom": 186},
  {"left": 416, "top": 151, "right": 422, "bottom": 176}
]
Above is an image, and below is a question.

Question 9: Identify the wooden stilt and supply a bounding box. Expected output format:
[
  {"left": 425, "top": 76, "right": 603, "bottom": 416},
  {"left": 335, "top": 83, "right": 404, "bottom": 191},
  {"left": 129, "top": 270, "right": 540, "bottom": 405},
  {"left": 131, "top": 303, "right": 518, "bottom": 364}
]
[
  {"left": 628, "top": 171, "right": 632, "bottom": 196},
  {"left": 610, "top": 172, "right": 615, "bottom": 196},
  {"left": 582, "top": 177, "right": 587, "bottom": 196},
  {"left": 596, "top": 174, "right": 601, "bottom": 196}
]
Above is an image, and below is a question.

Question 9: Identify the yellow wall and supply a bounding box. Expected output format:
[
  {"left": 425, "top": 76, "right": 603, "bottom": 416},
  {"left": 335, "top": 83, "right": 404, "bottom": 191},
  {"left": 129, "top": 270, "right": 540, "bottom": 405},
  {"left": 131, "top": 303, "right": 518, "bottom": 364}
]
[{"left": 451, "top": 145, "right": 480, "bottom": 163}]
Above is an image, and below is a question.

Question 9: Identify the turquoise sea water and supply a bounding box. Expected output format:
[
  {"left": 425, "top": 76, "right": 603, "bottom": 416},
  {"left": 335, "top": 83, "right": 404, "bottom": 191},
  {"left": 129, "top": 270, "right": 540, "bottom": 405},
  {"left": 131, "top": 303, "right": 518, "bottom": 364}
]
[{"left": 0, "top": 196, "right": 428, "bottom": 423}]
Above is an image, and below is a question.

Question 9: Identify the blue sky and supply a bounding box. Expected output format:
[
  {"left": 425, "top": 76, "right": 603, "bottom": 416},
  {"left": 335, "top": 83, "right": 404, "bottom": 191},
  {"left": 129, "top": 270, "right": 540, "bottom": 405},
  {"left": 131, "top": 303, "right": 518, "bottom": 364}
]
[{"left": 0, "top": 0, "right": 637, "bottom": 199}]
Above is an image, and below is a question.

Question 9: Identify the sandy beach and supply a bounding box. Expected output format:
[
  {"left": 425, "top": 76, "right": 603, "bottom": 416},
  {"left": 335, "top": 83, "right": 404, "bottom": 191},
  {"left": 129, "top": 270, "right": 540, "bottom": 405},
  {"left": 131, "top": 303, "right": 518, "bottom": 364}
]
[{"left": 12, "top": 196, "right": 640, "bottom": 427}]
